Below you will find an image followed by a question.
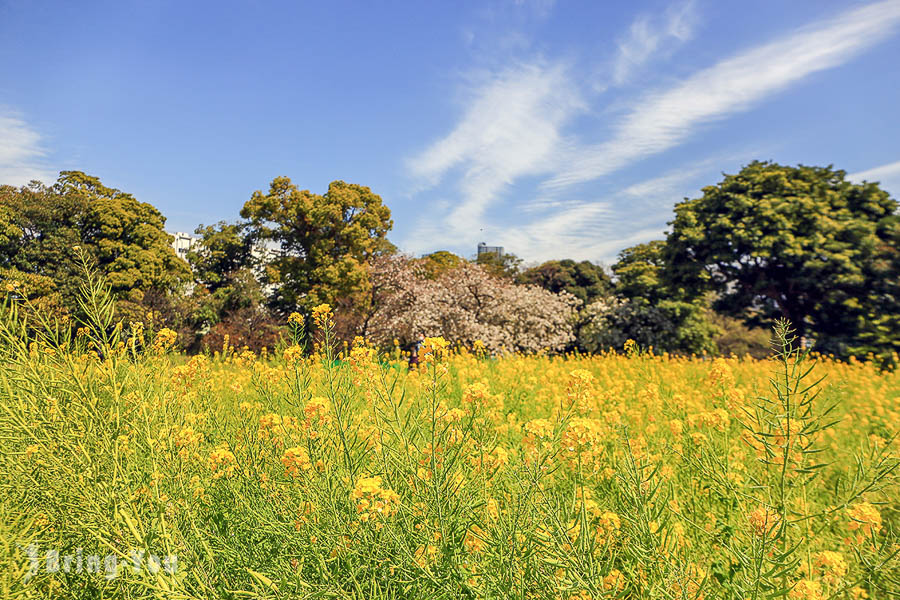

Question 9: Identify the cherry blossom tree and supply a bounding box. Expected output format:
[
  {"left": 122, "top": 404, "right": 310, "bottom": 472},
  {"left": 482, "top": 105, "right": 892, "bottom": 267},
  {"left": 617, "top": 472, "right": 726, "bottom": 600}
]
[{"left": 359, "top": 256, "right": 579, "bottom": 354}]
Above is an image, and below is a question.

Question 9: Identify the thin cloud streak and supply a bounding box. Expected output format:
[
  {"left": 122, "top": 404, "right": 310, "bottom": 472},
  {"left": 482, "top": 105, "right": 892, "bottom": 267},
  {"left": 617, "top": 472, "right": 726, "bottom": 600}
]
[
  {"left": 611, "top": 0, "right": 697, "bottom": 86},
  {"left": 406, "top": 61, "right": 585, "bottom": 238},
  {"left": 849, "top": 159, "right": 900, "bottom": 196},
  {"left": 0, "top": 110, "right": 55, "bottom": 186},
  {"left": 547, "top": 0, "right": 900, "bottom": 190}
]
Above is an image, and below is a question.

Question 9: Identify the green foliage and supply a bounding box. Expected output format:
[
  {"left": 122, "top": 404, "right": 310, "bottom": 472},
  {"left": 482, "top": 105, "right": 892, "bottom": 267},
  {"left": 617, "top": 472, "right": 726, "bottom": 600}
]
[
  {"left": 0, "top": 172, "right": 190, "bottom": 315},
  {"left": 578, "top": 241, "right": 719, "bottom": 355},
  {"left": 475, "top": 251, "right": 522, "bottom": 279},
  {"left": 517, "top": 259, "right": 612, "bottom": 305},
  {"left": 240, "top": 177, "right": 394, "bottom": 312},
  {"left": 665, "top": 161, "right": 900, "bottom": 360},
  {"left": 187, "top": 221, "right": 254, "bottom": 293},
  {"left": 612, "top": 241, "right": 669, "bottom": 303},
  {"left": 418, "top": 250, "right": 464, "bottom": 279},
  {"left": 578, "top": 296, "right": 719, "bottom": 355},
  {"left": 708, "top": 311, "right": 771, "bottom": 359}
]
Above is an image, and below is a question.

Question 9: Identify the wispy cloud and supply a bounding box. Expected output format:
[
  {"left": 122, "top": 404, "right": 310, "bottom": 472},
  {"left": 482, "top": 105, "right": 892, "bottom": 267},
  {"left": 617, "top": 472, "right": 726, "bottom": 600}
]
[
  {"left": 496, "top": 156, "right": 736, "bottom": 264},
  {"left": 611, "top": 0, "right": 698, "bottom": 86},
  {"left": 848, "top": 159, "right": 900, "bottom": 196},
  {"left": 406, "top": 61, "right": 585, "bottom": 240},
  {"left": 0, "top": 109, "right": 55, "bottom": 186},
  {"left": 547, "top": 0, "right": 900, "bottom": 189}
]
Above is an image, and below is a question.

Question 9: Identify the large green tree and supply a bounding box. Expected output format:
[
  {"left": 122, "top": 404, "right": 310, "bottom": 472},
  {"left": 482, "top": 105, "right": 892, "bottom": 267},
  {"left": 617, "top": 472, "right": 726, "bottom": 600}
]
[
  {"left": 184, "top": 220, "right": 271, "bottom": 337},
  {"left": 240, "top": 177, "right": 394, "bottom": 312},
  {"left": 0, "top": 172, "right": 189, "bottom": 312},
  {"left": 610, "top": 242, "right": 668, "bottom": 302},
  {"left": 517, "top": 259, "right": 612, "bottom": 305},
  {"left": 187, "top": 221, "right": 254, "bottom": 293},
  {"left": 580, "top": 240, "right": 720, "bottom": 355},
  {"left": 665, "top": 161, "right": 899, "bottom": 357}
]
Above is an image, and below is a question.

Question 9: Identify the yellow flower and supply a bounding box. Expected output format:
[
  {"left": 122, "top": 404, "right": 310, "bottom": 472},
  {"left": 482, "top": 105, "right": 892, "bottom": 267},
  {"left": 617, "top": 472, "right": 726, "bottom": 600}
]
[
  {"left": 152, "top": 328, "right": 178, "bottom": 353},
  {"left": 24, "top": 444, "right": 39, "bottom": 460},
  {"left": 789, "top": 579, "right": 824, "bottom": 600},
  {"left": 464, "top": 524, "right": 486, "bottom": 553},
  {"left": 813, "top": 550, "right": 847, "bottom": 586},
  {"left": 311, "top": 303, "right": 332, "bottom": 328},
  {"left": 848, "top": 502, "right": 882, "bottom": 537},
  {"left": 748, "top": 506, "right": 781, "bottom": 538},
  {"left": 421, "top": 336, "right": 450, "bottom": 362},
  {"left": 282, "top": 446, "right": 312, "bottom": 477},
  {"left": 351, "top": 475, "right": 400, "bottom": 523},
  {"left": 208, "top": 444, "right": 236, "bottom": 479},
  {"left": 283, "top": 344, "right": 304, "bottom": 364},
  {"left": 288, "top": 312, "right": 304, "bottom": 326},
  {"left": 602, "top": 569, "right": 625, "bottom": 592},
  {"left": 414, "top": 544, "right": 439, "bottom": 568}
]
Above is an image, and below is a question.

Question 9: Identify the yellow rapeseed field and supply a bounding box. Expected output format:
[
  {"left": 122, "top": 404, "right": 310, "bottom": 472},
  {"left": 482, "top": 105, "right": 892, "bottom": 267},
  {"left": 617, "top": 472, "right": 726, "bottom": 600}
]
[{"left": 1, "top": 294, "right": 899, "bottom": 598}]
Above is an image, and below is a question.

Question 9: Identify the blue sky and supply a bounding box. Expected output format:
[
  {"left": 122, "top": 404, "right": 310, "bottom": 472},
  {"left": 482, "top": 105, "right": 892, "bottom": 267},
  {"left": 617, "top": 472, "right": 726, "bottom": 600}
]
[{"left": 2, "top": 0, "right": 899, "bottom": 265}]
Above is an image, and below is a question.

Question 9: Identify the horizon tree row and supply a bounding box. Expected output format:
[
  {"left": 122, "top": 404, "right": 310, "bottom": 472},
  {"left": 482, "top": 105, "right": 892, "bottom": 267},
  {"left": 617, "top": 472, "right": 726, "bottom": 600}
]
[{"left": 1, "top": 161, "right": 897, "bottom": 363}]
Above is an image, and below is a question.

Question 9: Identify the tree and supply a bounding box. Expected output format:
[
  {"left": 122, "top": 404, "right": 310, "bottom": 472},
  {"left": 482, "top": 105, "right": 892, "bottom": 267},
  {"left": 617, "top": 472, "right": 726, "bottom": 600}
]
[
  {"left": 475, "top": 251, "right": 522, "bottom": 279},
  {"left": 578, "top": 296, "right": 718, "bottom": 355},
  {"left": 611, "top": 241, "right": 668, "bottom": 302},
  {"left": 518, "top": 259, "right": 612, "bottom": 305},
  {"left": 0, "top": 172, "right": 189, "bottom": 314},
  {"left": 665, "top": 161, "right": 900, "bottom": 355},
  {"left": 361, "top": 257, "right": 580, "bottom": 354},
  {"left": 187, "top": 221, "right": 254, "bottom": 293},
  {"left": 240, "top": 177, "right": 394, "bottom": 313},
  {"left": 816, "top": 213, "right": 900, "bottom": 363},
  {"left": 418, "top": 250, "right": 465, "bottom": 280},
  {"left": 576, "top": 241, "right": 719, "bottom": 355}
]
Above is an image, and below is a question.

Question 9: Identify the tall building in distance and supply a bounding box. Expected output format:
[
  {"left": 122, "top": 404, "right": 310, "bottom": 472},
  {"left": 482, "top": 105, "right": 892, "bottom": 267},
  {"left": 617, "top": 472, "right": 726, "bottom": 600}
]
[{"left": 477, "top": 242, "right": 503, "bottom": 259}]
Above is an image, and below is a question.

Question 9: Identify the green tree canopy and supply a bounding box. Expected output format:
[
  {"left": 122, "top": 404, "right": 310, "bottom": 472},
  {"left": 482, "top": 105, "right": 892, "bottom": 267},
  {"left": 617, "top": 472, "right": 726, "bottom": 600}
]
[
  {"left": 187, "top": 221, "right": 254, "bottom": 293},
  {"left": 583, "top": 240, "right": 719, "bottom": 355},
  {"left": 665, "top": 161, "right": 899, "bottom": 357},
  {"left": 0, "top": 172, "right": 189, "bottom": 312},
  {"left": 610, "top": 242, "right": 669, "bottom": 302},
  {"left": 517, "top": 259, "right": 612, "bottom": 305},
  {"left": 418, "top": 250, "right": 465, "bottom": 280},
  {"left": 240, "top": 177, "right": 394, "bottom": 312},
  {"left": 475, "top": 251, "right": 522, "bottom": 279}
]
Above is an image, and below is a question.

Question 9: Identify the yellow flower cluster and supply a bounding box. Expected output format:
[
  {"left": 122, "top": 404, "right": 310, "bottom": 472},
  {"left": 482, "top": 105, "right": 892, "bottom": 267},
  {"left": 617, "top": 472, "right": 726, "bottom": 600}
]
[
  {"left": 812, "top": 550, "right": 847, "bottom": 586},
  {"left": 748, "top": 506, "right": 781, "bottom": 538},
  {"left": 789, "top": 579, "right": 824, "bottom": 600},
  {"left": 421, "top": 336, "right": 450, "bottom": 362},
  {"left": 283, "top": 344, "right": 304, "bottom": 364},
  {"left": 208, "top": 444, "right": 236, "bottom": 479},
  {"left": 311, "top": 303, "right": 332, "bottom": 328},
  {"left": 847, "top": 502, "right": 882, "bottom": 537},
  {"left": 281, "top": 446, "right": 312, "bottom": 477},
  {"left": 152, "top": 327, "right": 178, "bottom": 353},
  {"left": 351, "top": 475, "right": 400, "bottom": 524}
]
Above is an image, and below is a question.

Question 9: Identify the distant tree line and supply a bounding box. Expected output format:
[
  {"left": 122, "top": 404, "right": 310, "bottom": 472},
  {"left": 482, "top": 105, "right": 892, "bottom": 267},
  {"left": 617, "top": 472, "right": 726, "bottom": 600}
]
[{"left": 1, "top": 161, "right": 897, "bottom": 364}]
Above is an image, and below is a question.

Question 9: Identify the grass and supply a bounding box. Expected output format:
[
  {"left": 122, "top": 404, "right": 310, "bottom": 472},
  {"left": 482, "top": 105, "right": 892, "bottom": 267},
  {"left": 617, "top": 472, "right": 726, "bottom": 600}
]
[{"left": 0, "top": 267, "right": 898, "bottom": 599}]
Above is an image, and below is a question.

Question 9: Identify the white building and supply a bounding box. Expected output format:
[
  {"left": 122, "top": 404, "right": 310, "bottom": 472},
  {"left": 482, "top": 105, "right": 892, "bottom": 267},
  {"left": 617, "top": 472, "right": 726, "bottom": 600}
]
[
  {"left": 169, "top": 231, "right": 198, "bottom": 261},
  {"left": 167, "top": 230, "right": 279, "bottom": 295}
]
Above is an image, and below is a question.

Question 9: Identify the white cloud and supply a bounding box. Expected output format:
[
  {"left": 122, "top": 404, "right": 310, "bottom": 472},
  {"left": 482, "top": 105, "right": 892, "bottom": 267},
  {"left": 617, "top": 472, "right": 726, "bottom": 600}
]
[
  {"left": 406, "top": 61, "right": 585, "bottom": 241},
  {"left": 848, "top": 159, "right": 900, "bottom": 197},
  {"left": 487, "top": 151, "right": 758, "bottom": 263},
  {"left": 611, "top": 0, "right": 698, "bottom": 86},
  {"left": 547, "top": 0, "right": 900, "bottom": 189},
  {"left": 0, "top": 109, "right": 55, "bottom": 186}
]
